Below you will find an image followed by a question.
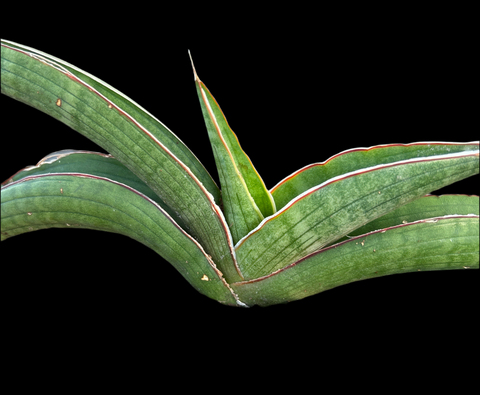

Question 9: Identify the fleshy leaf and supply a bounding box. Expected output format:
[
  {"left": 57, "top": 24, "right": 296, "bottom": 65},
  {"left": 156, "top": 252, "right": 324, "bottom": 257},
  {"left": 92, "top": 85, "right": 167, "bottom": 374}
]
[
  {"left": 235, "top": 150, "right": 479, "bottom": 280},
  {"left": 232, "top": 215, "right": 479, "bottom": 306},
  {"left": 272, "top": 142, "right": 479, "bottom": 210},
  {"left": 2, "top": 149, "right": 188, "bottom": 229},
  {"left": 1, "top": 40, "right": 242, "bottom": 282},
  {"left": 191, "top": 53, "right": 275, "bottom": 243},
  {"left": 1, "top": 173, "right": 245, "bottom": 306},
  {"left": 339, "top": 194, "right": 479, "bottom": 241}
]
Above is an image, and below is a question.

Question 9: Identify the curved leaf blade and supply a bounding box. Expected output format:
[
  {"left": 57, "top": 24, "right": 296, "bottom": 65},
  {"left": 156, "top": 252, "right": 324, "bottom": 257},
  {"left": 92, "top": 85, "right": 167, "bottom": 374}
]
[
  {"left": 340, "top": 194, "right": 479, "bottom": 240},
  {"left": 232, "top": 216, "right": 479, "bottom": 306},
  {"left": 191, "top": 57, "right": 275, "bottom": 242},
  {"left": 1, "top": 40, "right": 242, "bottom": 282},
  {"left": 2, "top": 149, "right": 189, "bottom": 230},
  {"left": 1, "top": 173, "right": 244, "bottom": 306},
  {"left": 272, "top": 142, "right": 479, "bottom": 210},
  {"left": 235, "top": 150, "right": 479, "bottom": 280}
]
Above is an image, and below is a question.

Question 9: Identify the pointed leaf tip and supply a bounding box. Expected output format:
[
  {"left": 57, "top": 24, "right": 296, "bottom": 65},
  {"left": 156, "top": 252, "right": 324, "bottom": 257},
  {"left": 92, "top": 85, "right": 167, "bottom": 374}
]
[{"left": 188, "top": 50, "right": 199, "bottom": 81}]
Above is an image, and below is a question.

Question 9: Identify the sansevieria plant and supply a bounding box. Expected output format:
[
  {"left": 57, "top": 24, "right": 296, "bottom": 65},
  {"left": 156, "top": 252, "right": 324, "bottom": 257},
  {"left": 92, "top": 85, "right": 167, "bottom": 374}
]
[{"left": 1, "top": 40, "right": 478, "bottom": 307}]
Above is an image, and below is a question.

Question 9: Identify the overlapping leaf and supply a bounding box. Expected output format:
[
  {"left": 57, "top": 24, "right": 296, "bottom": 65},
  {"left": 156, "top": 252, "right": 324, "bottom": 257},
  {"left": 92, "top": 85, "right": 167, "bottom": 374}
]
[
  {"left": 1, "top": 40, "right": 242, "bottom": 282},
  {"left": 232, "top": 215, "right": 479, "bottom": 306},
  {"left": 337, "top": 194, "right": 479, "bottom": 240},
  {"left": 1, "top": 166, "right": 243, "bottom": 306},
  {"left": 272, "top": 142, "right": 479, "bottom": 210},
  {"left": 235, "top": 150, "right": 479, "bottom": 280},
  {"left": 2, "top": 150, "right": 189, "bottom": 230},
  {"left": 1, "top": 40, "right": 478, "bottom": 307}
]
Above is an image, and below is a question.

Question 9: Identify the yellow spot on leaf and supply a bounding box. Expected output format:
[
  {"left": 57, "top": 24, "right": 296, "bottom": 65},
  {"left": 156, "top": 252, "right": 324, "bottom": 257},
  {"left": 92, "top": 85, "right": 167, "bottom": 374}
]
[
  {"left": 56, "top": 98, "right": 62, "bottom": 107},
  {"left": 201, "top": 275, "right": 209, "bottom": 281}
]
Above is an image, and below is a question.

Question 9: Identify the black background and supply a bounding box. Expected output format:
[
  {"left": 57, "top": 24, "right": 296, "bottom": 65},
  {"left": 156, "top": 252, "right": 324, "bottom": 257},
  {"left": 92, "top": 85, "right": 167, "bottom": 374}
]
[{"left": 1, "top": 17, "right": 478, "bottom": 365}]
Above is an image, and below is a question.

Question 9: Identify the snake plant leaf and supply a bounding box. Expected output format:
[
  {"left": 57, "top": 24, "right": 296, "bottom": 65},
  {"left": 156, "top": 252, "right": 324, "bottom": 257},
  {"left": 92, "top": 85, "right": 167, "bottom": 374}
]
[
  {"left": 339, "top": 194, "right": 479, "bottom": 240},
  {"left": 235, "top": 150, "right": 479, "bottom": 280},
  {"left": 232, "top": 215, "right": 479, "bottom": 306},
  {"left": 1, "top": 40, "right": 242, "bottom": 283},
  {"left": 0, "top": 173, "right": 243, "bottom": 306},
  {"left": 191, "top": 54, "right": 275, "bottom": 243},
  {"left": 272, "top": 142, "right": 479, "bottom": 210},
  {"left": 2, "top": 149, "right": 188, "bottom": 230},
  {"left": 1, "top": 40, "right": 478, "bottom": 308}
]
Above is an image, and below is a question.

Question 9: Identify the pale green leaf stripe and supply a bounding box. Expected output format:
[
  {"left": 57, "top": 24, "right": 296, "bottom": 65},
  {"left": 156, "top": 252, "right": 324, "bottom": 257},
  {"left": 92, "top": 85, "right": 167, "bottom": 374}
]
[
  {"left": 235, "top": 151, "right": 479, "bottom": 280},
  {"left": 1, "top": 174, "right": 243, "bottom": 306},
  {"left": 232, "top": 216, "right": 479, "bottom": 306},
  {"left": 195, "top": 77, "right": 275, "bottom": 218},
  {"left": 1, "top": 40, "right": 242, "bottom": 283},
  {"left": 272, "top": 142, "right": 479, "bottom": 210}
]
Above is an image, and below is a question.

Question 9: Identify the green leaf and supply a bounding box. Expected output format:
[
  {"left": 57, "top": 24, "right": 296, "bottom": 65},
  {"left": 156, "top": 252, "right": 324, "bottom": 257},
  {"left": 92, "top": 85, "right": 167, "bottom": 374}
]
[
  {"left": 232, "top": 215, "right": 479, "bottom": 306},
  {"left": 1, "top": 173, "right": 244, "bottom": 306},
  {"left": 191, "top": 55, "right": 275, "bottom": 243},
  {"left": 2, "top": 149, "right": 189, "bottom": 230},
  {"left": 235, "top": 150, "right": 479, "bottom": 280},
  {"left": 341, "top": 194, "right": 479, "bottom": 240},
  {"left": 1, "top": 40, "right": 242, "bottom": 283},
  {"left": 272, "top": 142, "right": 479, "bottom": 210}
]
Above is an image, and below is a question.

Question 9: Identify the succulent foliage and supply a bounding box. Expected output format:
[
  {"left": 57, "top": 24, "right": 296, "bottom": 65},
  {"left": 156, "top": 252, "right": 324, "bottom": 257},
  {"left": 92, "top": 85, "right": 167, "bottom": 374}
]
[{"left": 1, "top": 40, "right": 478, "bottom": 307}]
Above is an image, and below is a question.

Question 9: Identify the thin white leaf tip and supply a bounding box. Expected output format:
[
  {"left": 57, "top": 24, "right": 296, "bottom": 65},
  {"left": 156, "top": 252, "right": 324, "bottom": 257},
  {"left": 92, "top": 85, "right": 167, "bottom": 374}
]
[{"left": 188, "top": 50, "right": 199, "bottom": 81}]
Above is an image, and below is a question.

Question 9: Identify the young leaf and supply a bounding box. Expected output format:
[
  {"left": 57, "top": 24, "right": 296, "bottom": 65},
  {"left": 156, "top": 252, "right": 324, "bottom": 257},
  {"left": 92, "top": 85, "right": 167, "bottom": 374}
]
[{"left": 190, "top": 53, "right": 275, "bottom": 243}]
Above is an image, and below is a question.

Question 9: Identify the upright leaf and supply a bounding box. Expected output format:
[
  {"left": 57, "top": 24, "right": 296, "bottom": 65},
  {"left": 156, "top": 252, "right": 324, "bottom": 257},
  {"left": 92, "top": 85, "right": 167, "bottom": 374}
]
[{"left": 191, "top": 54, "right": 275, "bottom": 243}]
